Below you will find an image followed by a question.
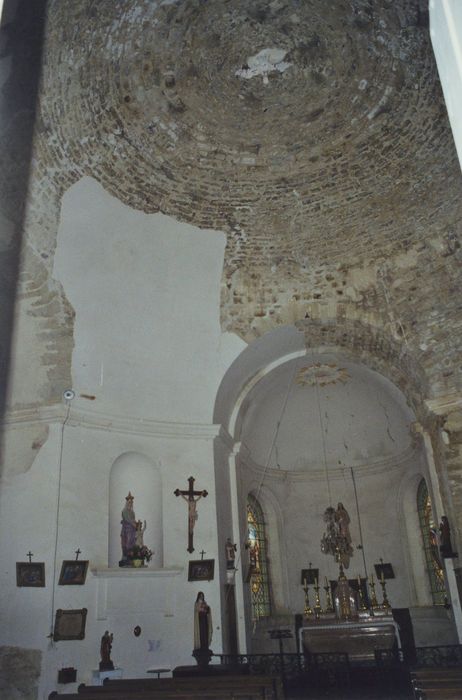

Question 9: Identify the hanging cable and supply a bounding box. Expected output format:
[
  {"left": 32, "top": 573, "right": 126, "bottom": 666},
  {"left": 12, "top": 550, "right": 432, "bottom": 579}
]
[
  {"left": 48, "top": 393, "right": 73, "bottom": 643},
  {"left": 351, "top": 466, "right": 368, "bottom": 580},
  {"left": 254, "top": 356, "right": 302, "bottom": 506},
  {"left": 310, "top": 346, "right": 332, "bottom": 506}
]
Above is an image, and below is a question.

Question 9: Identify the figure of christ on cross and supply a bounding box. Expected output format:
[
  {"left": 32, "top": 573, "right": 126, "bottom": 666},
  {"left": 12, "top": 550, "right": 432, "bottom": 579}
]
[{"left": 174, "top": 476, "right": 208, "bottom": 553}]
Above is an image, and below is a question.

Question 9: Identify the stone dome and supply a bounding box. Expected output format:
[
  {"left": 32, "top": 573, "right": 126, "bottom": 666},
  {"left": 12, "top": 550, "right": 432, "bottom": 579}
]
[{"left": 40, "top": 0, "right": 462, "bottom": 268}]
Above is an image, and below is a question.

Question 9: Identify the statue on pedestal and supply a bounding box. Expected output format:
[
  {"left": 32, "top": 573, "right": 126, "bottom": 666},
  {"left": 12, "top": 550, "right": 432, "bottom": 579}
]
[
  {"left": 225, "top": 538, "right": 237, "bottom": 570},
  {"left": 193, "top": 591, "right": 213, "bottom": 666},
  {"left": 120, "top": 492, "right": 137, "bottom": 565},
  {"left": 99, "top": 630, "right": 114, "bottom": 671}
]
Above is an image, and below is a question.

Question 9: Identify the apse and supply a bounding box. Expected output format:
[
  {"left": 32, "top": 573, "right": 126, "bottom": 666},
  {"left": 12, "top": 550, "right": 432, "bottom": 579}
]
[{"left": 236, "top": 353, "right": 415, "bottom": 472}]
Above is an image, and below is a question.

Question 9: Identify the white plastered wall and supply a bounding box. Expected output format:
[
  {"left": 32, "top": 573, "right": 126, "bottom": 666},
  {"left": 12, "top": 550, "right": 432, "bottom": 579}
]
[{"left": 0, "top": 177, "right": 247, "bottom": 698}]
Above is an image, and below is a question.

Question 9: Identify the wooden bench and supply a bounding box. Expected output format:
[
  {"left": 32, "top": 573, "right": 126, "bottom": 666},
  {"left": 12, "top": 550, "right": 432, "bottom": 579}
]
[
  {"left": 99, "top": 674, "right": 280, "bottom": 697},
  {"left": 51, "top": 692, "right": 259, "bottom": 700},
  {"left": 51, "top": 673, "right": 283, "bottom": 700},
  {"left": 53, "top": 689, "right": 267, "bottom": 700},
  {"left": 411, "top": 667, "right": 462, "bottom": 700}
]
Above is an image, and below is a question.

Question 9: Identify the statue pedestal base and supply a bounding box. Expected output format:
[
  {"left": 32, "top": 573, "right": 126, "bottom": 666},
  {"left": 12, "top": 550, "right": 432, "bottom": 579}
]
[
  {"left": 192, "top": 648, "right": 213, "bottom": 667},
  {"left": 99, "top": 661, "right": 114, "bottom": 671},
  {"left": 91, "top": 668, "right": 123, "bottom": 686}
]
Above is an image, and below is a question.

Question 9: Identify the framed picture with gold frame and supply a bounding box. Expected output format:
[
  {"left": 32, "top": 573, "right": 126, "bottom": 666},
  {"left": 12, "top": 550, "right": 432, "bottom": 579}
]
[
  {"left": 16, "top": 562, "right": 45, "bottom": 587},
  {"left": 53, "top": 608, "right": 88, "bottom": 641},
  {"left": 58, "top": 560, "right": 89, "bottom": 585},
  {"left": 188, "top": 559, "right": 215, "bottom": 582}
]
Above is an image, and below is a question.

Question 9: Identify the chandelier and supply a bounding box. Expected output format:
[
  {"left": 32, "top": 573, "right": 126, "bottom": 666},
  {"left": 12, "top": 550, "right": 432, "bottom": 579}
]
[{"left": 320, "top": 504, "right": 353, "bottom": 569}]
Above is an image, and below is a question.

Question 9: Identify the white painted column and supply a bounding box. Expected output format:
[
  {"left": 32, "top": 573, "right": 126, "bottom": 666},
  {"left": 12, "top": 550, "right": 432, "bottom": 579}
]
[
  {"left": 430, "top": 0, "right": 462, "bottom": 172},
  {"left": 228, "top": 441, "right": 248, "bottom": 654}
]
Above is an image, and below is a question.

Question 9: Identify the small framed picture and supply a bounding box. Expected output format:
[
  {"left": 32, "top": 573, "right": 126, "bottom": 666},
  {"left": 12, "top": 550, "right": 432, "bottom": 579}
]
[
  {"left": 16, "top": 562, "right": 45, "bottom": 587},
  {"left": 53, "top": 608, "right": 88, "bottom": 641},
  {"left": 301, "top": 568, "right": 319, "bottom": 585},
  {"left": 59, "top": 560, "right": 89, "bottom": 585},
  {"left": 374, "top": 563, "right": 395, "bottom": 580},
  {"left": 188, "top": 559, "right": 215, "bottom": 582}
]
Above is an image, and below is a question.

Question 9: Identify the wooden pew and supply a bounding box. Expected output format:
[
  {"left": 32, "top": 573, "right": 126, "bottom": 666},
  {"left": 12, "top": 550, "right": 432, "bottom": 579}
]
[
  {"left": 52, "top": 689, "right": 265, "bottom": 700},
  {"left": 51, "top": 693, "right": 258, "bottom": 700},
  {"left": 411, "top": 667, "right": 462, "bottom": 700},
  {"left": 50, "top": 673, "right": 283, "bottom": 700},
  {"left": 104, "top": 676, "right": 278, "bottom": 692},
  {"left": 85, "top": 674, "right": 282, "bottom": 698}
]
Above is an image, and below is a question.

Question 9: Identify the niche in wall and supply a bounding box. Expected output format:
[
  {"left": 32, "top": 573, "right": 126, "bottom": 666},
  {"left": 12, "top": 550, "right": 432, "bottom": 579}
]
[{"left": 108, "top": 452, "right": 163, "bottom": 567}]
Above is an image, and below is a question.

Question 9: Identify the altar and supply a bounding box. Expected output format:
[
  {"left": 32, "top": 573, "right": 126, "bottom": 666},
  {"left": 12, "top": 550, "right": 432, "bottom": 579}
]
[
  {"left": 300, "top": 617, "right": 400, "bottom": 663},
  {"left": 297, "top": 551, "right": 399, "bottom": 664}
]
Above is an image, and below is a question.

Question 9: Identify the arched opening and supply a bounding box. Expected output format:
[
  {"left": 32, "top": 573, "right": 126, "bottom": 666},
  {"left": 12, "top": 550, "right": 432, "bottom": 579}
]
[
  {"left": 417, "top": 478, "right": 447, "bottom": 606},
  {"left": 108, "top": 452, "right": 163, "bottom": 567},
  {"left": 214, "top": 324, "right": 457, "bottom": 652},
  {"left": 247, "top": 494, "right": 272, "bottom": 622}
]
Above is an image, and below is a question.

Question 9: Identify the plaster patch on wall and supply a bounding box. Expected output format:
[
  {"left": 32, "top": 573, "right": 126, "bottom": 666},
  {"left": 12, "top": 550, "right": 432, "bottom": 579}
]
[
  {"left": 53, "top": 176, "right": 244, "bottom": 422},
  {"left": 0, "top": 645, "right": 41, "bottom": 700},
  {"left": 236, "top": 48, "right": 292, "bottom": 84},
  {"left": 0, "top": 424, "right": 50, "bottom": 478}
]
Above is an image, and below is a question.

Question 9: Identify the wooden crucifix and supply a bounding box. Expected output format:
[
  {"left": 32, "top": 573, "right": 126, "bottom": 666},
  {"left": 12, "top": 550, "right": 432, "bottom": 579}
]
[{"left": 174, "top": 476, "right": 208, "bottom": 553}]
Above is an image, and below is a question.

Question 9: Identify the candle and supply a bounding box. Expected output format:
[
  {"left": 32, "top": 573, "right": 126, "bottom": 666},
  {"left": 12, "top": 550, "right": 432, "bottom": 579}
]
[
  {"left": 357, "top": 575, "right": 361, "bottom": 585},
  {"left": 303, "top": 578, "right": 307, "bottom": 588},
  {"left": 381, "top": 571, "right": 385, "bottom": 583}
]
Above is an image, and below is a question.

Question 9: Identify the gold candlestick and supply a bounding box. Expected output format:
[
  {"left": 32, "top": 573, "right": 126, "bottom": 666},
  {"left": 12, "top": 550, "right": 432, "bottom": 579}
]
[
  {"left": 313, "top": 577, "right": 323, "bottom": 618},
  {"left": 303, "top": 578, "right": 313, "bottom": 616},
  {"left": 324, "top": 576, "right": 334, "bottom": 613},
  {"left": 369, "top": 574, "right": 379, "bottom": 609},
  {"left": 380, "top": 572, "right": 391, "bottom": 610}
]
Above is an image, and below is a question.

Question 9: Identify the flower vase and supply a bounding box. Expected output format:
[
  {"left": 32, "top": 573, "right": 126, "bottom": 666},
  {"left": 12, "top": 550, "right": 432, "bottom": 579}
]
[{"left": 132, "top": 559, "right": 144, "bottom": 568}]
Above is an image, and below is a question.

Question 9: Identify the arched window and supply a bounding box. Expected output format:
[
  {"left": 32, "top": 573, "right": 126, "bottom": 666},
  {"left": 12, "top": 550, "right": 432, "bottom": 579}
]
[
  {"left": 417, "top": 478, "right": 446, "bottom": 605},
  {"left": 247, "top": 494, "right": 272, "bottom": 621}
]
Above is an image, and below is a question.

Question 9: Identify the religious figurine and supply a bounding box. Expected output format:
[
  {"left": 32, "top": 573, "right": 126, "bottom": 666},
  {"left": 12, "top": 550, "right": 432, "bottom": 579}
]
[
  {"left": 135, "top": 520, "right": 147, "bottom": 548},
  {"left": 439, "top": 515, "right": 457, "bottom": 558},
  {"left": 193, "top": 591, "right": 213, "bottom": 650},
  {"left": 335, "top": 503, "right": 352, "bottom": 544},
  {"left": 225, "top": 538, "right": 237, "bottom": 570},
  {"left": 99, "top": 630, "right": 114, "bottom": 671},
  {"left": 120, "top": 492, "right": 137, "bottom": 565},
  {"left": 174, "top": 477, "right": 208, "bottom": 553}
]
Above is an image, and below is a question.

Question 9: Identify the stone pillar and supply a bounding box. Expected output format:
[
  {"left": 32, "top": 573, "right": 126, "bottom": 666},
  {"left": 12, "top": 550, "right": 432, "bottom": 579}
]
[{"left": 422, "top": 396, "right": 462, "bottom": 641}]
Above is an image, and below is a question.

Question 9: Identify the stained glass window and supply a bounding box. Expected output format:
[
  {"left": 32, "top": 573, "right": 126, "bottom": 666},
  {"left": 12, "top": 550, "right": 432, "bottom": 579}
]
[
  {"left": 417, "top": 478, "right": 447, "bottom": 606},
  {"left": 247, "top": 494, "right": 272, "bottom": 621}
]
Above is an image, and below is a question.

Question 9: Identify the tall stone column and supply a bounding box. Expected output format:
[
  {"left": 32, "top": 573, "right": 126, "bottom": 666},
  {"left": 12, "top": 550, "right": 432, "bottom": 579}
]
[{"left": 421, "top": 395, "right": 462, "bottom": 641}]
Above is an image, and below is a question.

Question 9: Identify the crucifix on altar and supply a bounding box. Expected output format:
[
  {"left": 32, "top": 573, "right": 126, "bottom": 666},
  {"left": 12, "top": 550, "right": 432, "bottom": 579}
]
[{"left": 174, "top": 476, "right": 208, "bottom": 553}]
